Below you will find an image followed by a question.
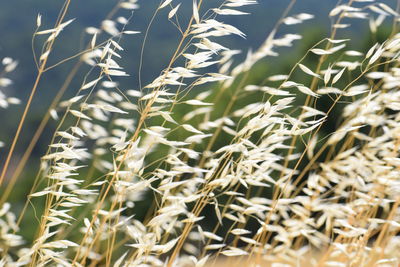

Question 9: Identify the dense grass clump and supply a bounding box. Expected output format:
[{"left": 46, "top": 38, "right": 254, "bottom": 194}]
[{"left": 1, "top": 0, "right": 400, "bottom": 266}]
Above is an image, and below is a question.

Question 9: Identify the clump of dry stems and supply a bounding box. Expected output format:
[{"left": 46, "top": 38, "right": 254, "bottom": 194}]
[{"left": 1, "top": 0, "right": 400, "bottom": 266}]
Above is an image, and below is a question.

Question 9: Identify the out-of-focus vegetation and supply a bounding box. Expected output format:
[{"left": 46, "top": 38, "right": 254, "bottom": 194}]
[{"left": 0, "top": 0, "right": 333, "bottom": 206}]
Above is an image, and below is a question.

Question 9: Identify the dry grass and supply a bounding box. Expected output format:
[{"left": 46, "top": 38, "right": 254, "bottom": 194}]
[{"left": 1, "top": 0, "right": 400, "bottom": 266}]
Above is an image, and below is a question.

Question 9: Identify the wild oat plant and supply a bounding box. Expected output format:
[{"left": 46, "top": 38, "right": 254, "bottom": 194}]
[{"left": 1, "top": 0, "right": 400, "bottom": 266}]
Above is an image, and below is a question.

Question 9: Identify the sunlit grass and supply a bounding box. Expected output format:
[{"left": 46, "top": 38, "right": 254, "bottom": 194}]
[{"left": 1, "top": 0, "right": 400, "bottom": 266}]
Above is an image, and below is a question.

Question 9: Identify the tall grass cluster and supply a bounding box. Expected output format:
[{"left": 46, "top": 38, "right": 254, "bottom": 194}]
[{"left": 1, "top": 0, "right": 400, "bottom": 266}]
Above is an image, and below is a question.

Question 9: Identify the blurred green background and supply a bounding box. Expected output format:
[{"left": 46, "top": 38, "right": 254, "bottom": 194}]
[
  {"left": 0, "top": 0, "right": 333, "bottom": 163},
  {"left": 0, "top": 0, "right": 395, "bottom": 242}
]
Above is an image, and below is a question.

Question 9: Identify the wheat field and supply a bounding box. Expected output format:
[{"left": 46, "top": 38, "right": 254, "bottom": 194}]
[{"left": 1, "top": 0, "right": 400, "bottom": 266}]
